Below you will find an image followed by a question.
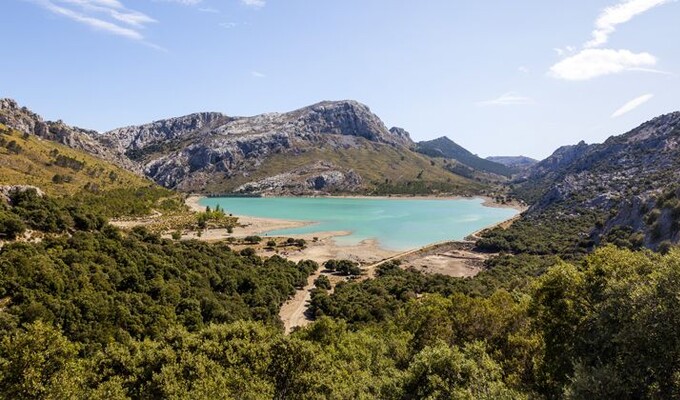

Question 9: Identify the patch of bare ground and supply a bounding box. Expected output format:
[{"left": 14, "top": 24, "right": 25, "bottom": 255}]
[{"left": 398, "top": 241, "right": 490, "bottom": 277}]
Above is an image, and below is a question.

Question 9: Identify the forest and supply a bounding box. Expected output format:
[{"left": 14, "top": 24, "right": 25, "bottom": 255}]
[{"left": 1, "top": 188, "right": 679, "bottom": 399}]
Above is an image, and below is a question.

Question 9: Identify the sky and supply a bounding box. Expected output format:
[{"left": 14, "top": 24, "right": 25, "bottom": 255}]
[{"left": 0, "top": 0, "right": 678, "bottom": 159}]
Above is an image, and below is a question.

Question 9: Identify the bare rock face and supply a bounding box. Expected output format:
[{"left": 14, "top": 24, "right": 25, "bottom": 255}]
[{"left": 234, "top": 161, "right": 363, "bottom": 195}]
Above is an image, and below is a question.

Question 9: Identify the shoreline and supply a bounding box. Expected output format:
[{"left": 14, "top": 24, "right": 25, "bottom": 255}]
[{"left": 185, "top": 194, "right": 523, "bottom": 263}]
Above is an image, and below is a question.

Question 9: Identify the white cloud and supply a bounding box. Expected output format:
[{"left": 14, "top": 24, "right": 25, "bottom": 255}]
[
  {"left": 477, "top": 92, "right": 534, "bottom": 106},
  {"left": 518, "top": 66, "right": 530, "bottom": 74},
  {"left": 611, "top": 93, "right": 654, "bottom": 117},
  {"left": 220, "top": 21, "right": 238, "bottom": 28},
  {"left": 31, "top": 0, "right": 162, "bottom": 45},
  {"left": 32, "top": 0, "right": 152, "bottom": 40},
  {"left": 549, "top": 48, "right": 656, "bottom": 80},
  {"left": 198, "top": 7, "right": 219, "bottom": 13},
  {"left": 251, "top": 71, "right": 266, "bottom": 78},
  {"left": 585, "top": 0, "right": 670, "bottom": 48},
  {"left": 241, "top": 0, "right": 265, "bottom": 9}
]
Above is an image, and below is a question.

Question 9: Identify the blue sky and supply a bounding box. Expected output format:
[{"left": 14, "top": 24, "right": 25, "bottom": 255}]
[{"left": 1, "top": 0, "right": 678, "bottom": 159}]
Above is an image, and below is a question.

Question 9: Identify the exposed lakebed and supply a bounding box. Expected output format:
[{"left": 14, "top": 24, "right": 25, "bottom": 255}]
[{"left": 199, "top": 197, "right": 519, "bottom": 251}]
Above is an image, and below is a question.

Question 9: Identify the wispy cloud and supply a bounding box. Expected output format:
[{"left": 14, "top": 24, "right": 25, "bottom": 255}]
[
  {"left": 241, "top": 0, "right": 265, "bottom": 9},
  {"left": 198, "top": 7, "right": 219, "bottom": 13},
  {"left": 219, "top": 21, "right": 238, "bottom": 28},
  {"left": 30, "top": 0, "right": 161, "bottom": 46},
  {"left": 156, "top": 0, "right": 203, "bottom": 5},
  {"left": 251, "top": 70, "right": 266, "bottom": 78},
  {"left": 477, "top": 92, "right": 534, "bottom": 106},
  {"left": 550, "top": 48, "right": 656, "bottom": 80},
  {"left": 585, "top": 0, "right": 670, "bottom": 48},
  {"left": 611, "top": 93, "right": 654, "bottom": 117},
  {"left": 549, "top": 0, "right": 673, "bottom": 81}
]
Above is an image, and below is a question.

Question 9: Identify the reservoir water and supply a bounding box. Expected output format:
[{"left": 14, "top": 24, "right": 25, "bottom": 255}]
[{"left": 199, "top": 197, "right": 519, "bottom": 251}]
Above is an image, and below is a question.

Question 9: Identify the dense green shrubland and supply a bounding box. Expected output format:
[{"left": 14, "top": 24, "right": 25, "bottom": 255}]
[{"left": 2, "top": 188, "right": 680, "bottom": 399}]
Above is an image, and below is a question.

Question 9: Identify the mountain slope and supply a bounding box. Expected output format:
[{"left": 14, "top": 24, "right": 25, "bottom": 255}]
[
  {"left": 0, "top": 122, "right": 151, "bottom": 196},
  {"left": 416, "top": 136, "right": 513, "bottom": 178},
  {"left": 511, "top": 111, "right": 680, "bottom": 250},
  {"left": 0, "top": 99, "right": 138, "bottom": 172},
  {"left": 100, "top": 101, "right": 487, "bottom": 195}
]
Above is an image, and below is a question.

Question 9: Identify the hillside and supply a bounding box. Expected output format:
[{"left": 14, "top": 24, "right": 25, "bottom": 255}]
[
  {"left": 500, "top": 111, "right": 680, "bottom": 252},
  {"left": 0, "top": 123, "right": 150, "bottom": 196},
  {"left": 416, "top": 136, "right": 513, "bottom": 178},
  {"left": 0, "top": 99, "right": 138, "bottom": 172}
]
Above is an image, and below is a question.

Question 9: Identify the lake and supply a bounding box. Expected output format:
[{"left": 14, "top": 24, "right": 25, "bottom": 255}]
[{"left": 199, "top": 197, "right": 519, "bottom": 251}]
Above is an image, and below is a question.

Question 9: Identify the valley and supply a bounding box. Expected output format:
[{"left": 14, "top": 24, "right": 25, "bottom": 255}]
[{"left": 1, "top": 97, "right": 680, "bottom": 399}]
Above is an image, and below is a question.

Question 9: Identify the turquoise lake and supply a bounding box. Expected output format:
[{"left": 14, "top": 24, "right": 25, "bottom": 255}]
[{"left": 199, "top": 197, "right": 518, "bottom": 251}]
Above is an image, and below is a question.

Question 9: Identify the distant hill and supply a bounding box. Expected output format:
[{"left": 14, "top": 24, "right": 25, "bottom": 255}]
[
  {"left": 511, "top": 111, "right": 680, "bottom": 250},
  {"left": 486, "top": 155, "right": 537, "bottom": 171},
  {"left": 416, "top": 136, "right": 513, "bottom": 178}
]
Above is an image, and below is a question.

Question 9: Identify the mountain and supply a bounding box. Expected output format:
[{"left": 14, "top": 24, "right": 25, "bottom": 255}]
[
  {"left": 416, "top": 136, "right": 513, "bottom": 178},
  {"left": 513, "top": 111, "right": 680, "bottom": 250},
  {"left": 486, "top": 155, "right": 537, "bottom": 171},
  {"left": 99, "top": 100, "right": 487, "bottom": 195}
]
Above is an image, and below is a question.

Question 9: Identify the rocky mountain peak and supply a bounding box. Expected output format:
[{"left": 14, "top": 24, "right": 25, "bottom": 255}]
[{"left": 288, "top": 100, "right": 412, "bottom": 146}]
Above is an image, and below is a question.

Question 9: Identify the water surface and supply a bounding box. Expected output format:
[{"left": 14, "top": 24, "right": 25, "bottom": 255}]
[{"left": 199, "top": 197, "right": 518, "bottom": 251}]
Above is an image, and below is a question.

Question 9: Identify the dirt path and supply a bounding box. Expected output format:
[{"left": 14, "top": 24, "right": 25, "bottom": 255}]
[{"left": 279, "top": 269, "right": 322, "bottom": 333}]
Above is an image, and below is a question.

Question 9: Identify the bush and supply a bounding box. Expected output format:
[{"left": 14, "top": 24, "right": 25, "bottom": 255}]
[{"left": 244, "top": 236, "right": 262, "bottom": 244}]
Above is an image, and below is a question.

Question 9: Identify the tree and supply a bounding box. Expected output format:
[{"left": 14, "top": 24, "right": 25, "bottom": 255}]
[
  {"left": 314, "top": 275, "right": 331, "bottom": 290},
  {"left": 0, "top": 321, "right": 81, "bottom": 399}
]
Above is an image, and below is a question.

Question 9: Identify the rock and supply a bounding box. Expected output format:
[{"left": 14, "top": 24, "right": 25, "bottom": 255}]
[{"left": 234, "top": 161, "right": 363, "bottom": 195}]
